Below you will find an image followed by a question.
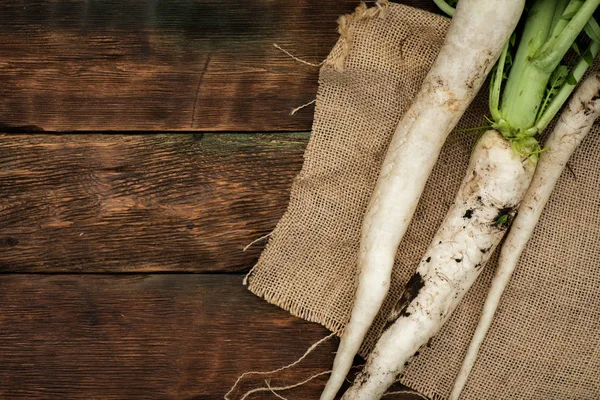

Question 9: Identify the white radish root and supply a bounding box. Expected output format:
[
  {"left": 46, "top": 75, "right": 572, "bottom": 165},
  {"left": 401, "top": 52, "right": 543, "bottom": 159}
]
[
  {"left": 321, "top": 2, "right": 525, "bottom": 399},
  {"left": 449, "top": 72, "right": 600, "bottom": 400},
  {"left": 341, "top": 130, "right": 535, "bottom": 400}
]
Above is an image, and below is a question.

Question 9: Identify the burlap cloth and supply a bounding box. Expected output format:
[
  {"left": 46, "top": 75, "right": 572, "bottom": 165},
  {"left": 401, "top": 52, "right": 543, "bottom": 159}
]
[{"left": 246, "top": 2, "right": 600, "bottom": 399}]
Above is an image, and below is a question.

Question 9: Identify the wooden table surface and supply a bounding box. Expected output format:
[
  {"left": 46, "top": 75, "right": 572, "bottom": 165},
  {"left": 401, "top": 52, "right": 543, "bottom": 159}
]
[{"left": 0, "top": 1, "right": 439, "bottom": 398}]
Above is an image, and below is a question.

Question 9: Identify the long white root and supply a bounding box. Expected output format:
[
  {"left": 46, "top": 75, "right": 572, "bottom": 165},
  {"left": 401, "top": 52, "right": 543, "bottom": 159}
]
[
  {"left": 320, "top": 2, "right": 526, "bottom": 399},
  {"left": 341, "top": 130, "right": 535, "bottom": 400},
  {"left": 449, "top": 72, "right": 600, "bottom": 400}
]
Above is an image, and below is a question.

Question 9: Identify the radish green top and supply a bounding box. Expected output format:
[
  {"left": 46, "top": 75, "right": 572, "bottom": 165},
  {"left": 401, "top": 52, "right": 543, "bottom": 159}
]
[{"left": 438, "top": 0, "right": 600, "bottom": 158}]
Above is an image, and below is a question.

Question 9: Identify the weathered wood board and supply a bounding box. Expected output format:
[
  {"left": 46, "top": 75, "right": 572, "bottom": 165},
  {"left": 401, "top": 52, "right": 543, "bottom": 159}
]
[
  {"left": 0, "top": 133, "right": 307, "bottom": 272},
  {"left": 0, "top": 274, "right": 420, "bottom": 399},
  {"left": 0, "top": 0, "right": 437, "bottom": 132}
]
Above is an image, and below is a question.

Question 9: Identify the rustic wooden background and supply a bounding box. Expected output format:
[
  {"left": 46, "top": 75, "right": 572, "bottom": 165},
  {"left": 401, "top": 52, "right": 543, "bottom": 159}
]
[{"left": 0, "top": 0, "right": 439, "bottom": 398}]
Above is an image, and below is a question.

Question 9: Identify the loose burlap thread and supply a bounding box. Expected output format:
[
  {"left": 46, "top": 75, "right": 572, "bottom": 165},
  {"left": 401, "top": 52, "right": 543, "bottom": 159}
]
[{"left": 246, "top": 2, "right": 600, "bottom": 399}]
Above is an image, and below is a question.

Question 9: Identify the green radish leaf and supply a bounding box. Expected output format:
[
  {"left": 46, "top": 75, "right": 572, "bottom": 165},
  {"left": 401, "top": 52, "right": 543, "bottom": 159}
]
[
  {"left": 550, "top": 65, "right": 569, "bottom": 88},
  {"left": 583, "top": 49, "right": 594, "bottom": 66},
  {"left": 495, "top": 214, "right": 510, "bottom": 227},
  {"left": 506, "top": 51, "right": 513, "bottom": 67},
  {"left": 572, "top": 42, "right": 581, "bottom": 55},
  {"left": 584, "top": 17, "right": 600, "bottom": 44},
  {"left": 536, "top": 65, "right": 569, "bottom": 124},
  {"left": 566, "top": 72, "right": 577, "bottom": 85},
  {"left": 560, "top": 1, "right": 584, "bottom": 21}
]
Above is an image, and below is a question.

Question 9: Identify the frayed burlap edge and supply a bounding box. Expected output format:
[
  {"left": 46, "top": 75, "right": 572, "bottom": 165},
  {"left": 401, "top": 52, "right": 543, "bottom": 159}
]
[{"left": 325, "top": 0, "right": 390, "bottom": 71}]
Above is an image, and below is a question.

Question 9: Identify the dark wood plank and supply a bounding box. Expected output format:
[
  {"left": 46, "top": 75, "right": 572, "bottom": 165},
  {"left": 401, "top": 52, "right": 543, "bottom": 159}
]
[
  {"left": 0, "top": 133, "right": 308, "bottom": 273},
  {"left": 0, "top": 274, "right": 421, "bottom": 399},
  {"left": 0, "top": 0, "right": 438, "bottom": 132}
]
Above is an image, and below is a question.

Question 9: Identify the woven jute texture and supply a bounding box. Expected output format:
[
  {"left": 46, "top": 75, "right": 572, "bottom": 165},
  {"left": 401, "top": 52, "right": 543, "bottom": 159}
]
[{"left": 246, "top": 3, "right": 600, "bottom": 399}]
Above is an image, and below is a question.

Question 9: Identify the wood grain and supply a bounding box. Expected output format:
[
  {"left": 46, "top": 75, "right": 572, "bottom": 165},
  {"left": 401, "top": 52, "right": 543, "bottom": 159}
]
[
  {"left": 0, "top": 0, "right": 437, "bottom": 132},
  {"left": 0, "top": 274, "right": 422, "bottom": 400},
  {"left": 0, "top": 133, "right": 308, "bottom": 273}
]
